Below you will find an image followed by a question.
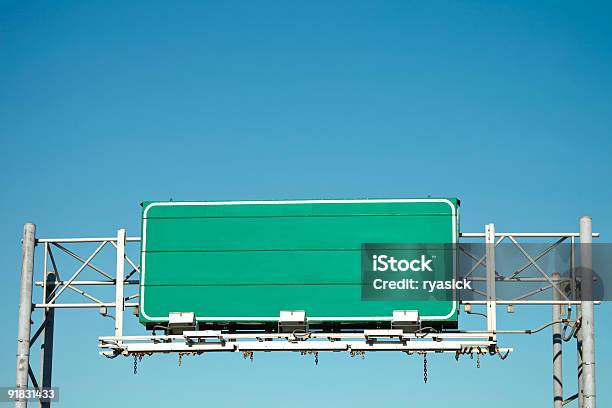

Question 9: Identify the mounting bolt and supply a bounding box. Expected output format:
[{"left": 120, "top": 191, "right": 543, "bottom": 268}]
[{"left": 99, "top": 306, "right": 108, "bottom": 316}]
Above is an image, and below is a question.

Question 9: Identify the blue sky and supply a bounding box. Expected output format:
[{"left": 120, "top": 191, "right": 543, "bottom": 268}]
[{"left": 1, "top": 1, "right": 611, "bottom": 406}]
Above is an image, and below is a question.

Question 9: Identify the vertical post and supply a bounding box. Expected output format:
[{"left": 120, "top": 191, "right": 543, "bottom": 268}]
[
  {"left": 40, "top": 270, "right": 56, "bottom": 408},
  {"left": 552, "top": 272, "right": 563, "bottom": 408},
  {"left": 16, "top": 223, "right": 36, "bottom": 408},
  {"left": 114, "top": 229, "right": 126, "bottom": 340},
  {"left": 579, "top": 216, "right": 596, "bottom": 408},
  {"left": 485, "top": 224, "right": 496, "bottom": 341},
  {"left": 573, "top": 235, "right": 584, "bottom": 408},
  {"left": 577, "top": 302, "right": 584, "bottom": 408}
]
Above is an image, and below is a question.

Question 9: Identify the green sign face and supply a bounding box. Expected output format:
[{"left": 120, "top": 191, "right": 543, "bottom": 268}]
[{"left": 139, "top": 198, "right": 459, "bottom": 326}]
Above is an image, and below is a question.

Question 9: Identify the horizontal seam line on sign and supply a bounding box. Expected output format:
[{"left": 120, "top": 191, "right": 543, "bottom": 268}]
[
  {"left": 142, "top": 283, "right": 379, "bottom": 286},
  {"left": 142, "top": 248, "right": 453, "bottom": 253},
  {"left": 143, "top": 214, "right": 453, "bottom": 220}
]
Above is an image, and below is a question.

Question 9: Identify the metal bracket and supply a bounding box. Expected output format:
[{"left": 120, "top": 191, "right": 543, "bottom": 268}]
[
  {"left": 168, "top": 312, "right": 196, "bottom": 334},
  {"left": 391, "top": 310, "right": 420, "bottom": 332},
  {"left": 183, "top": 330, "right": 225, "bottom": 346},
  {"left": 278, "top": 310, "right": 307, "bottom": 334}
]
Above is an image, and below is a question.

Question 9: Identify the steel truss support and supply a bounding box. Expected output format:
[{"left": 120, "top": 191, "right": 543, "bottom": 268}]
[{"left": 16, "top": 226, "right": 140, "bottom": 408}]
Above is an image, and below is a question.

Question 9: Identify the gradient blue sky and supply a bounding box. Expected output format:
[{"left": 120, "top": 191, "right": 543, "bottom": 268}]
[{"left": 1, "top": 1, "right": 611, "bottom": 406}]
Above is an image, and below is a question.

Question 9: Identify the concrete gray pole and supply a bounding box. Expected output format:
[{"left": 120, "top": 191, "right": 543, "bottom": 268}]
[
  {"left": 552, "top": 272, "right": 563, "bottom": 408},
  {"left": 16, "top": 223, "right": 36, "bottom": 408},
  {"left": 579, "top": 216, "right": 596, "bottom": 408}
]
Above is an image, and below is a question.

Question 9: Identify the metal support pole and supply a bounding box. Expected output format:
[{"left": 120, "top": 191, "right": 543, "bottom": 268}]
[
  {"left": 579, "top": 216, "right": 596, "bottom": 408},
  {"left": 485, "top": 224, "right": 496, "bottom": 341},
  {"left": 573, "top": 234, "right": 584, "bottom": 408},
  {"left": 40, "top": 271, "right": 56, "bottom": 408},
  {"left": 552, "top": 272, "right": 563, "bottom": 408},
  {"left": 16, "top": 223, "right": 36, "bottom": 408},
  {"left": 114, "top": 229, "right": 125, "bottom": 340},
  {"left": 577, "top": 302, "right": 583, "bottom": 408}
]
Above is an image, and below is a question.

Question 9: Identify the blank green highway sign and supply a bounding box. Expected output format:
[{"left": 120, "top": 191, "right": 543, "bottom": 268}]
[{"left": 139, "top": 198, "right": 459, "bottom": 326}]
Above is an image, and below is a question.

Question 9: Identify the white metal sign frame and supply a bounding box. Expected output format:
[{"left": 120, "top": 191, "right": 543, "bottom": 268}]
[{"left": 14, "top": 221, "right": 600, "bottom": 408}]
